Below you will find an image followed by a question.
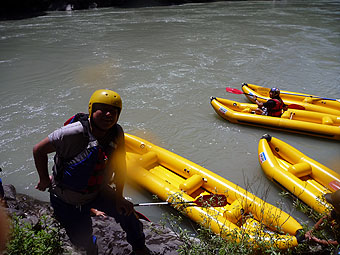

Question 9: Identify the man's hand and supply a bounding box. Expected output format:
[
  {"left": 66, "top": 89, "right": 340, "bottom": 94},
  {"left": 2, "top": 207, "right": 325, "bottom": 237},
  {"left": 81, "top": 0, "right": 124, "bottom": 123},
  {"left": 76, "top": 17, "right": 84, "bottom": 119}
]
[
  {"left": 33, "top": 137, "right": 55, "bottom": 192},
  {"left": 91, "top": 208, "right": 107, "bottom": 218},
  {"left": 35, "top": 176, "right": 52, "bottom": 191}
]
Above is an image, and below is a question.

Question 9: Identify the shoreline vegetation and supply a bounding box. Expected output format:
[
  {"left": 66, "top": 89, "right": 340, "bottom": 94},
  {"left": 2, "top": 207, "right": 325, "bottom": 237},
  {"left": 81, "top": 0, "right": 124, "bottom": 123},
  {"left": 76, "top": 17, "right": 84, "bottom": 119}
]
[
  {"left": 1, "top": 184, "right": 185, "bottom": 254},
  {"left": 1, "top": 183, "right": 339, "bottom": 254},
  {"left": 0, "top": 0, "right": 233, "bottom": 21}
]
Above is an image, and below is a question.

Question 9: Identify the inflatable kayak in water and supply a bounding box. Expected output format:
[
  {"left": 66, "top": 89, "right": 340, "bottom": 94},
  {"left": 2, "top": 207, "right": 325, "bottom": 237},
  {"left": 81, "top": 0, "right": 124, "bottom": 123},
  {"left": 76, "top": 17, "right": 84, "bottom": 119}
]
[
  {"left": 210, "top": 97, "right": 340, "bottom": 140},
  {"left": 124, "top": 133, "right": 304, "bottom": 249},
  {"left": 241, "top": 83, "right": 340, "bottom": 116},
  {"left": 258, "top": 134, "right": 340, "bottom": 214}
]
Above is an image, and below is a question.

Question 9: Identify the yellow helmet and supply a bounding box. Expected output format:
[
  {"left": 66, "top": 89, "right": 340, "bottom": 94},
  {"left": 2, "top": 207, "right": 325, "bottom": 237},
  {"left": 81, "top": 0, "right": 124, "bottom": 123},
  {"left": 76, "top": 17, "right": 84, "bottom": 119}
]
[{"left": 88, "top": 89, "right": 122, "bottom": 117}]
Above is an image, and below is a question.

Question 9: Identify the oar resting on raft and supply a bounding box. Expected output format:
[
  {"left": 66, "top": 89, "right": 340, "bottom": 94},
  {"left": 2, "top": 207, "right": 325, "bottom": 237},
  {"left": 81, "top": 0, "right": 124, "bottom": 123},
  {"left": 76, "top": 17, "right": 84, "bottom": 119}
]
[
  {"left": 134, "top": 194, "right": 228, "bottom": 207},
  {"left": 92, "top": 194, "right": 228, "bottom": 222},
  {"left": 226, "top": 87, "right": 306, "bottom": 110},
  {"left": 133, "top": 194, "right": 227, "bottom": 222}
]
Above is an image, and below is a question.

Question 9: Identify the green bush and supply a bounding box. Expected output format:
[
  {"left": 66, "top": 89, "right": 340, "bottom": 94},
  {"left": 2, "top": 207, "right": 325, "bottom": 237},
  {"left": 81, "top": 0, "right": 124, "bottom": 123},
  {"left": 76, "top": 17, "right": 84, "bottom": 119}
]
[{"left": 5, "top": 214, "right": 64, "bottom": 255}]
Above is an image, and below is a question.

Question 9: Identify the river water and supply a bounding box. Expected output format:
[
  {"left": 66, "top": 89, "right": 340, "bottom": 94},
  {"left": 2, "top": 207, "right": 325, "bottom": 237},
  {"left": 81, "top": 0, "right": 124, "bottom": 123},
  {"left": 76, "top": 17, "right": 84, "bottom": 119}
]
[{"left": 1, "top": 1, "right": 339, "bottom": 225}]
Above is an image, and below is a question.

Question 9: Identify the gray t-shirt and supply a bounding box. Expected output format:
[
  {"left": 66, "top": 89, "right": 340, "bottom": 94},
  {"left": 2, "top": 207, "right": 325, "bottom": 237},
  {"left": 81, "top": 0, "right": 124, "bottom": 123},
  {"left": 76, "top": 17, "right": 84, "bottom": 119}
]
[
  {"left": 48, "top": 120, "right": 123, "bottom": 205},
  {"left": 48, "top": 121, "right": 88, "bottom": 160}
]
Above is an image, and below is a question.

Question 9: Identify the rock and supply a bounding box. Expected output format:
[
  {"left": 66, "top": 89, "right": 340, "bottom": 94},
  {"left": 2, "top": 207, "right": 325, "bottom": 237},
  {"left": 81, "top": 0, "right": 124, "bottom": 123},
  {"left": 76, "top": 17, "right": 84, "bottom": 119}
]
[
  {"left": 2, "top": 184, "right": 185, "bottom": 255},
  {"left": 94, "top": 216, "right": 185, "bottom": 255}
]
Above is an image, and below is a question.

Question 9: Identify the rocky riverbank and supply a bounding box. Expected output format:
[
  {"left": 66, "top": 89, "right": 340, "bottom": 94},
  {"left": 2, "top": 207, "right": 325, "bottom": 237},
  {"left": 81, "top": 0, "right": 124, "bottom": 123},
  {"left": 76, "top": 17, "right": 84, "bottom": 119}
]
[
  {"left": 2, "top": 184, "right": 185, "bottom": 254},
  {"left": 0, "top": 0, "right": 223, "bottom": 20}
]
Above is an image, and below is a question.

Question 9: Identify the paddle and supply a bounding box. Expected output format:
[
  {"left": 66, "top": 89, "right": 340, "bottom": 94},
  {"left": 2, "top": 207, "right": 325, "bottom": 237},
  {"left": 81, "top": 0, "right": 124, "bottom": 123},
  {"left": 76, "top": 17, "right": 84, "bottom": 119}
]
[
  {"left": 134, "top": 194, "right": 228, "bottom": 207},
  {"left": 226, "top": 87, "right": 305, "bottom": 110},
  {"left": 135, "top": 211, "right": 151, "bottom": 222},
  {"left": 242, "top": 84, "right": 340, "bottom": 102}
]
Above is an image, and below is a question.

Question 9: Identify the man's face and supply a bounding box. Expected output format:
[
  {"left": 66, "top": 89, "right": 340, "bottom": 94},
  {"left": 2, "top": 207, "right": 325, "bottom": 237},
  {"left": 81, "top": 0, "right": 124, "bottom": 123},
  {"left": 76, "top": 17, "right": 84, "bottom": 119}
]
[{"left": 91, "top": 103, "right": 119, "bottom": 131}]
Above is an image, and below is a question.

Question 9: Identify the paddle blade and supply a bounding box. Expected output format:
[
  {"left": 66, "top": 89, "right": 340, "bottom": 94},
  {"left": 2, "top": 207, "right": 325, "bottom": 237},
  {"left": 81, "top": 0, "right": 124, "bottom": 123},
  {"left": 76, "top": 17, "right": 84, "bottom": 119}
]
[
  {"left": 288, "top": 104, "right": 305, "bottom": 110},
  {"left": 226, "top": 87, "right": 244, "bottom": 94},
  {"left": 135, "top": 211, "right": 151, "bottom": 222},
  {"left": 194, "top": 194, "right": 227, "bottom": 207}
]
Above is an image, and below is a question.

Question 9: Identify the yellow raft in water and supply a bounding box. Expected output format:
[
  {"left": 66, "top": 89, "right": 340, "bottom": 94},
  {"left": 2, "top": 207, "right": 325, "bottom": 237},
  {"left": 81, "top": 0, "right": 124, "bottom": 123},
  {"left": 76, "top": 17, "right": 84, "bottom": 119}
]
[
  {"left": 124, "top": 133, "right": 304, "bottom": 249},
  {"left": 210, "top": 97, "right": 340, "bottom": 140},
  {"left": 258, "top": 134, "right": 340, "bottom": 214},
  {"left": 242, "top": 83, "right": 340, "bottom": 116}
]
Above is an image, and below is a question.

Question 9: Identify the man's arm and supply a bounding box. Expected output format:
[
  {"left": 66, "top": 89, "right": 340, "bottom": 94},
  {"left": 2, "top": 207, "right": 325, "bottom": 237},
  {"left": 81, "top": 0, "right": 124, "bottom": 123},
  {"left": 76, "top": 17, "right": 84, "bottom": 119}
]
[
  {"left": 263, "top": 99, "right": 276, "bottom": 109},
  {"left": 33, "top": 137, "right": 56, "bottom": 191}
]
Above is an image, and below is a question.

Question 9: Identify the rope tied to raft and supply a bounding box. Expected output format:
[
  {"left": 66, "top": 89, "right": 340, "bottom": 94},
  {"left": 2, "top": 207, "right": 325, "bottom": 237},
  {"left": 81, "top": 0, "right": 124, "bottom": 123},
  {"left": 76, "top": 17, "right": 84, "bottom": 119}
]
[{"left": 305, "top": 213, "right": 339, "bottom": 246}]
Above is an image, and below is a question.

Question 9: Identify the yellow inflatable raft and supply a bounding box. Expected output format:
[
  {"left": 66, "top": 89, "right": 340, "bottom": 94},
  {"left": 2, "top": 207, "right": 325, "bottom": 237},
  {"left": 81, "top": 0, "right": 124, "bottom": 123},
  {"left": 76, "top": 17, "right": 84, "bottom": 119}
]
[
  {"left": 210, "top": 97, "right": 340, "bottom": 140},
  {"left": 241, "top": 83, "right": 340, "bottom": 116},
  {"left": 124, "top": 133, "right": 304, "bottom": 249},
  {"left": 258, "top": 134, "right": 340, "bottom": 214}
]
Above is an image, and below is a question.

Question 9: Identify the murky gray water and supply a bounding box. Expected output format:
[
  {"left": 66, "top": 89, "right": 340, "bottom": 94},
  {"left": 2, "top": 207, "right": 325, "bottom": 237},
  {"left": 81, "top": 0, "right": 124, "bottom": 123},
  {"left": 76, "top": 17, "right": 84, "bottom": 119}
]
[{"left": 1, "top": 1, "right": 339, "bottom": 224}]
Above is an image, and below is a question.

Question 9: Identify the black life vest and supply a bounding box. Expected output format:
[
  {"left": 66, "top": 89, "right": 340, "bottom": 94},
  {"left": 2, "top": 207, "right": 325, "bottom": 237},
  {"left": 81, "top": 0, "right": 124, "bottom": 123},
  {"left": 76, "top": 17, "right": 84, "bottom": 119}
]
[{"left": 53, "top": 113, "right": 119, "bottom": 193}]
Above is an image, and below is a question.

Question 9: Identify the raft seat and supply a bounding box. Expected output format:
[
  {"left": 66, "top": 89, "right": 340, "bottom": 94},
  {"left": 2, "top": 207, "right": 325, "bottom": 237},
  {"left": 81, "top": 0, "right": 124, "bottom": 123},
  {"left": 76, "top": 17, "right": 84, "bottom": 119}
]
[
  {"left": 137, "top": 151, "right": 158, "bottom": 168},
  {"left": 241, "top": 218, "right": 261, "bottom": 233},
  {"left": 322, "top": 116, "right": 334, "bottom": 125},
  {"left": 303, "top": 97, "right": 314, "bottom": 104},
  {"left": 179, "top": 174, "right": 204, "bottom": 195},
  {"left": 241, "top": 107, "right": 252, "bottom": 113},
  {"left": 288, "top": 162, "right": 312, "bottom": 178},
  {"left": 224, "top": 198, "right": 244, "bottom": 224},
  {"left": 281, "top": 111, "right": 291, "bottom": 119}
]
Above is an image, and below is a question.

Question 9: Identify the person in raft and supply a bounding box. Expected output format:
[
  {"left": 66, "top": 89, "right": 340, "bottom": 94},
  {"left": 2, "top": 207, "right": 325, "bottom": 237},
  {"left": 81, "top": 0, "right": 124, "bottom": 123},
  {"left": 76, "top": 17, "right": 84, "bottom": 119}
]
[
  {"left": 33, "top": 89, "right": 150, "bottom": 255},
  {"left": 253, "top": 87, "right": 288, "bottom": 116},
  {"left": 305, "top": 189, "right": 340, "bottom": 253}
]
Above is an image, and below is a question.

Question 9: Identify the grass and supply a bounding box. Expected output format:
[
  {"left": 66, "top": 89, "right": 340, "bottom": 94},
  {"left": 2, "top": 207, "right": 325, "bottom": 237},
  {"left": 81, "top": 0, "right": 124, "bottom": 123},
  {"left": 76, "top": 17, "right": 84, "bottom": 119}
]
[{"left": 5, "top": 214, "right": 64, "bottom": 255}]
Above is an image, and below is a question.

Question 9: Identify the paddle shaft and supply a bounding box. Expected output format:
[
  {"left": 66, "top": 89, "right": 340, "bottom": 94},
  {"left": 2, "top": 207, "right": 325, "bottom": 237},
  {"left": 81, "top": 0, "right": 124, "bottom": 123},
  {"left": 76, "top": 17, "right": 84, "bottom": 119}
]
[
  {"left": 226, "top": 87, "right": 305, "bottom": 110},
  {"left": 244, "top": 92, "right": 267, "bottom": 100},
  {"left": 135, "top": 201, "right": 194, "bottom": 206},
  {"left": 134, "top": 194, "right": 227, "bottom": 207}
]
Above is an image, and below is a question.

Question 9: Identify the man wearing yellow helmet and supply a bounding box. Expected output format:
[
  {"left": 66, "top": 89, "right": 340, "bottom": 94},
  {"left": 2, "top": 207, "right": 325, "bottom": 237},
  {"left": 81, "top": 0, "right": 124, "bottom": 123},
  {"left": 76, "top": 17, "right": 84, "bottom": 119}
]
[{"left": 33, "top": 89, "right": 150, "bottom": 255}]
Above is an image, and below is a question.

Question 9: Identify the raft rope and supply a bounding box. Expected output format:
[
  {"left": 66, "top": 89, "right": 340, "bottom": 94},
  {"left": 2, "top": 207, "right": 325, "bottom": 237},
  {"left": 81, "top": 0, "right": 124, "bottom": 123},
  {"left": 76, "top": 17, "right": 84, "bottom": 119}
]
[{"left": 305, "top": 215, "right": 339, "bottom": 246}]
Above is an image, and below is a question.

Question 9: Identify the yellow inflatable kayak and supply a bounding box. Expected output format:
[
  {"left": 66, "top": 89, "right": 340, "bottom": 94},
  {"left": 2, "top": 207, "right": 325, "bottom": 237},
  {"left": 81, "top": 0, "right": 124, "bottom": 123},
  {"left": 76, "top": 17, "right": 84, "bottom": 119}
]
[
  {"left": 124, "top": 133, "right": 304, "bottom": 249},
  {"left": 210, "top": 97, "right": 340, "bottom": 140},
  {"left": 258, "top": 134, "right": 340, "bottom": 214},
  {"left": 241, "top": 83, "right": 340, "bottom": 116}
]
